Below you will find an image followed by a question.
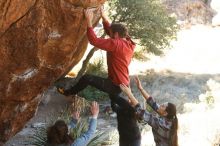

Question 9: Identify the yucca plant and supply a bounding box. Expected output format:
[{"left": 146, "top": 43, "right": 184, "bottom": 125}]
[
  {"left": 28, "top": 126, "right": 47, "bottom": 146},
  {"left": 87, "top": 131, "right": 109, "bottom": 146}
]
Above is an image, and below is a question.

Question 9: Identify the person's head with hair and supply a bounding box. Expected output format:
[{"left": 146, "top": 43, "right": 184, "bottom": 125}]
[
  {"left": 47, "top": 120, "right": 72, "bottom": 145},
  {"left": 110, "top": 23, "right": 128, "bottom": 38},
  {"left": 157, "top": 102, "right": 178, "bottom": 146}
]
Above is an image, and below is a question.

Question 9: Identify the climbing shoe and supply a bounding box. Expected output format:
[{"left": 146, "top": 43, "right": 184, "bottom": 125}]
[{"left": 57, "top": 87, "right": 65, "bottom": 94}]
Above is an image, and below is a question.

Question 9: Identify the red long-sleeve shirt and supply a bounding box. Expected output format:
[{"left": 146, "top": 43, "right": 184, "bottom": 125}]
[{"left": 87, "top": 21, "right": 135, "bottom": 85}]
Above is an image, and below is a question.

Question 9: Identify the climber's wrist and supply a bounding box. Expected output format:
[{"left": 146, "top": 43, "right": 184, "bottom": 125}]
[{"left": 87, "top": 20, "right": 92, "bottom": 27}]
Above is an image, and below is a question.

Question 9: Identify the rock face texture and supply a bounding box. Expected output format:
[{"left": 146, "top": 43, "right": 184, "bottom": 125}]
[{"left": 0, "top": 0, "right": 104, "bottom": 143}]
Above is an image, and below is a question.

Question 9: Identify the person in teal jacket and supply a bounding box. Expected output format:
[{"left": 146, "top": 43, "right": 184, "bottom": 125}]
[{"left": 46, "top": 101, "right": 99, "bottom": 146}]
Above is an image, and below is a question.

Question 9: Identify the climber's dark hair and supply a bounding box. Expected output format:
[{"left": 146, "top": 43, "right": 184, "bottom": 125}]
[{"left": 110, "top": 23, "right": 128, "bottom": 38}]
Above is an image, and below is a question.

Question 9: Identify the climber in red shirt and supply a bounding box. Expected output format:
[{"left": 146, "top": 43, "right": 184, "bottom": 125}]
[
  {"left": 58, "top": 8, "right": 135, "bottom": 105},
  {"left": 58, "top": 8, "right": 140, "bottom": 146}
]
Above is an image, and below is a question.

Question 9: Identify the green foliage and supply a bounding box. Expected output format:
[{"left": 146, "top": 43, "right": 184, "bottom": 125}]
[
  {"left": 86, "top": 59, "right": 107, "bottom": 77},
  {"left": 108, "top": 0, "right": 178, "bottom": 55},
  {"left": 204, "top": 91, "right": 215, "bottom": 106},
  {"left": 133, "top": 49, "right": 149, "bottom": 61},
  {"left": 79, "top": 59, "right": 108, "bottom": 101},
  {"left": 206, "top": 95, "right": 215, "bottom": 105},
  {"left": 79, "top": 86, "right": 108, "bottom": 101}
]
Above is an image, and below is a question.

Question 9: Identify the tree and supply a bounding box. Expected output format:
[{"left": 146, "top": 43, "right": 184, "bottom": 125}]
[{"left": 108, "top": 0, "right": 178, "bottom": 55}]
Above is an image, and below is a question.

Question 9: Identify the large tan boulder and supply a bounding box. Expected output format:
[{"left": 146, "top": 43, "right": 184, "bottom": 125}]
[{"left": 0, "top": 0, "right": 105, "bottom": 143}]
